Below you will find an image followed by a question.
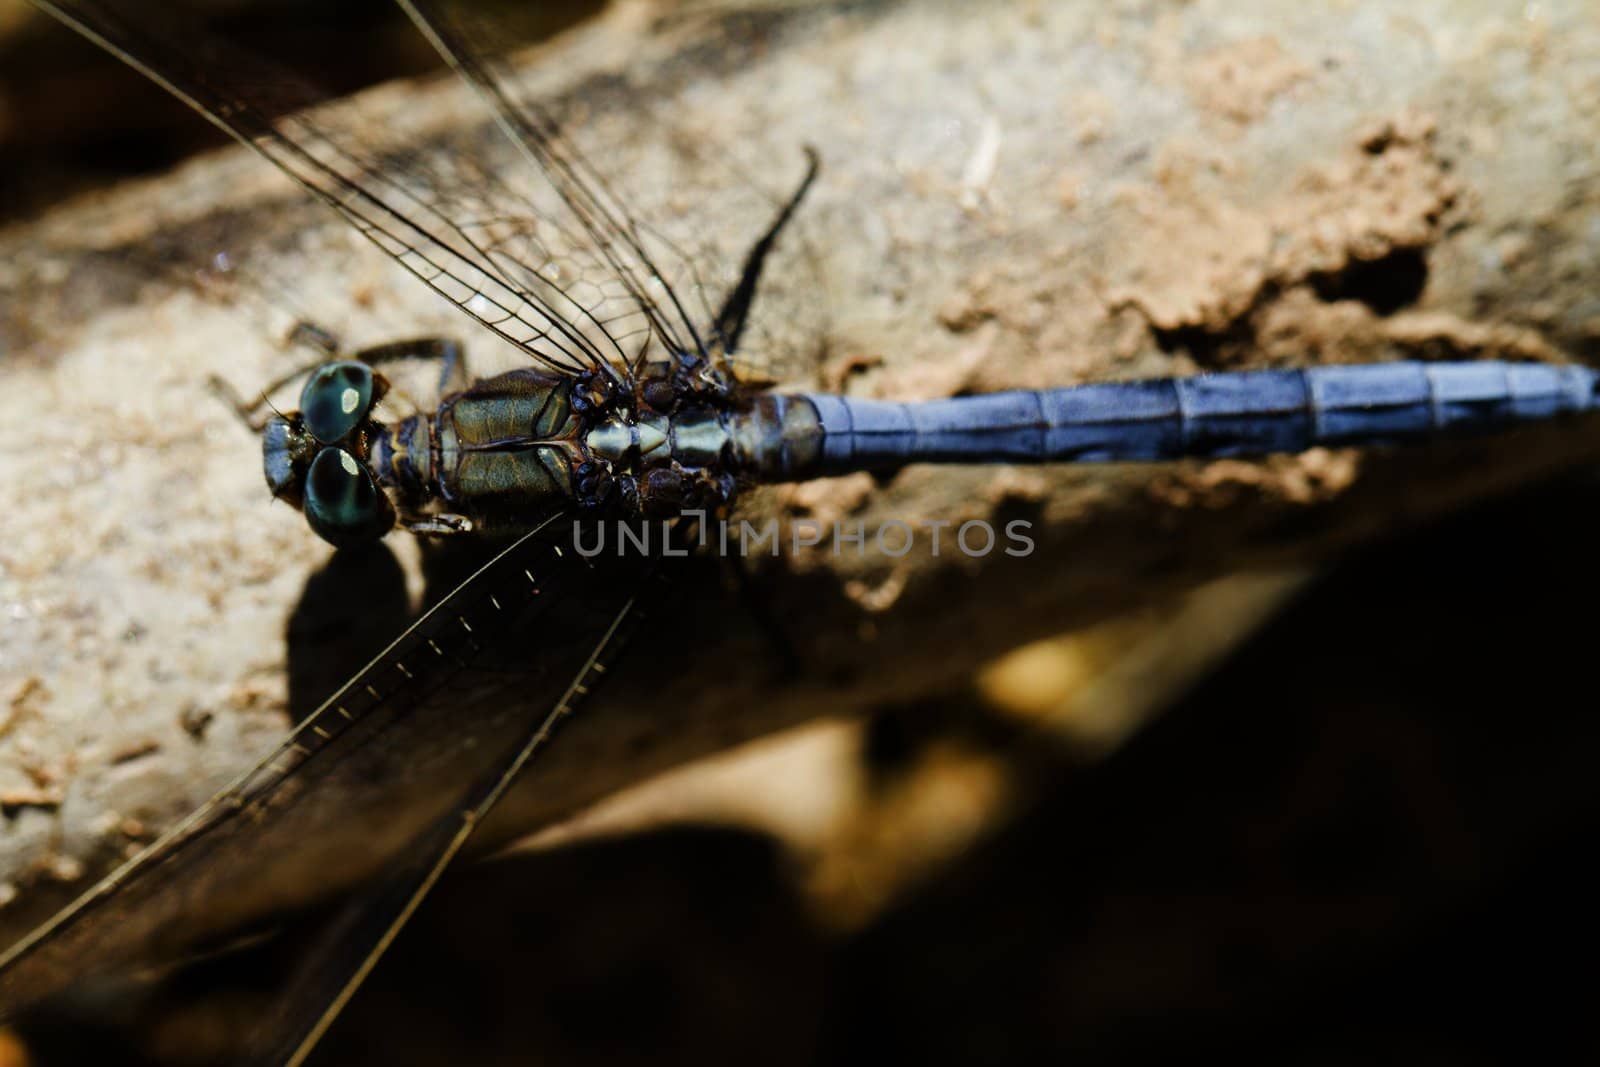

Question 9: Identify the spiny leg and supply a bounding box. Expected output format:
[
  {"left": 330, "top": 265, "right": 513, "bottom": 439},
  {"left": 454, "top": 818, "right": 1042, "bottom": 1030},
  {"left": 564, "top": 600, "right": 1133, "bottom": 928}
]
[
  {"left": 710, "top": 147, "right": 821, "bottom": 368},
  {"left": 208, "top": 318, "right": 344, "bottom": 432},
  {"left": 346, "top": 336, "right": 467, "bottom": 425},
  {"left": 287, "top": 319, "right": 341, "bottom": 356},
  {"left": 399, "top": 514, "right": 474, "bottom": 537},
  {"left": 210, "top": 335, "right": 467, "bottom": 433},
  {"left": 348, "top": 336, "right": 467, "bottom": 397}
]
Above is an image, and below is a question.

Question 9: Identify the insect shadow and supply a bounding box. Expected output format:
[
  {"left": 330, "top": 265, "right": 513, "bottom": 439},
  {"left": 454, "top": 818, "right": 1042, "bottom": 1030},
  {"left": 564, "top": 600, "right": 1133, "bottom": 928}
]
[{"left": 283, "top": 536, "right": 508, "bottom": 724}]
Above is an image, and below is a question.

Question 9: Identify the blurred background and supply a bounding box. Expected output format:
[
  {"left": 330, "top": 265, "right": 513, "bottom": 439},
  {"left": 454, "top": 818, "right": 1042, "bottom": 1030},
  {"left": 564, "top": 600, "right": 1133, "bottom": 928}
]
[
  {"left": 3, "top": 1, "right": 1598, "bottom": 1064},
  {"left": 0, "top": 0, "right": 597, "bottom": 221}
]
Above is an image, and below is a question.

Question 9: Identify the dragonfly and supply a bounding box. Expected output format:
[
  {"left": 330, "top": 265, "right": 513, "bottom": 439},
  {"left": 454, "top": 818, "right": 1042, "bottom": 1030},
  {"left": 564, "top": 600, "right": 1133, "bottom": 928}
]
[{"left": 3, "top": 0, "right": 1599, "bottom": 1063}]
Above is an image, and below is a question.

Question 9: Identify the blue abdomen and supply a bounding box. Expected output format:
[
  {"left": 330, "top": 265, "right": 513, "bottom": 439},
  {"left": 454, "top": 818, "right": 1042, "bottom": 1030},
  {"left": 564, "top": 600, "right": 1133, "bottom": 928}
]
[{"left": 792, "top": 361, "right": 1599, "bottom": 474}]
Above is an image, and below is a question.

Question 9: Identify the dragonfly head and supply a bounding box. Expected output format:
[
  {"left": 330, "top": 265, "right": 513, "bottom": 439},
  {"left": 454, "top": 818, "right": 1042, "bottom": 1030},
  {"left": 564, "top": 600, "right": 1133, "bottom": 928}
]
[{"left": 262, "top": 360, "right": 396, "bottom": 547}]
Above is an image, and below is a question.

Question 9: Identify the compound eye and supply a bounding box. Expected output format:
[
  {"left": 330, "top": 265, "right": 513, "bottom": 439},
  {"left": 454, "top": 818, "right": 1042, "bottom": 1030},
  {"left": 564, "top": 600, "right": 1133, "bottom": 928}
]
[
  {"left": 303, "top": 447, "right": 394, "bottom": 547},
  {"left": 300, "top": 361, "right": 374, "bottom": 444}
]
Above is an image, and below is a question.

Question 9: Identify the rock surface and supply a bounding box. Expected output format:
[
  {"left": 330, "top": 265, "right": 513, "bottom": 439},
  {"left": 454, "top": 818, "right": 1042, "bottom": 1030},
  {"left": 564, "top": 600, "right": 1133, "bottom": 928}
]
[{"left": 2, "top": 0, "right": 1599, "bottom": 983}]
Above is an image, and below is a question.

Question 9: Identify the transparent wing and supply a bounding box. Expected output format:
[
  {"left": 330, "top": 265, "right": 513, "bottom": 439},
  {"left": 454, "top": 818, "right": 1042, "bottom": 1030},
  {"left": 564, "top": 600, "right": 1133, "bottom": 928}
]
[
  {"left": 241, "top": 581, "right": 644, "bottom": 1067},
  {"left": 0, "top": 516, "right": 655, "bottom": 1026},
  {"left": 398, "top": 0, "right": 829, "bottom": 383},
  {"left": 31, "top": 0, "right": 639, "bottom": 380},
  {"left": 396, "top": 0, "right": 715, "bottom": 375}
]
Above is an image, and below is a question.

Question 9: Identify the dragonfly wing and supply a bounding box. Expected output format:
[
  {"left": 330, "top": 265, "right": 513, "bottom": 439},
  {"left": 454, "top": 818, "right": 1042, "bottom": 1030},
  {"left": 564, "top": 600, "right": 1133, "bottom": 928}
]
[
  {"left": 397, "top": 0, "right": 730, "bottom": 374},
  {"left": 239, "top": 589, "right": 641, "bottom": 1067},
  {"left": 31, "top": 0, "right": 635, "bottom": 380},
  {"left": 0, "top": 516, "right": 655, "bottom": 1020}
]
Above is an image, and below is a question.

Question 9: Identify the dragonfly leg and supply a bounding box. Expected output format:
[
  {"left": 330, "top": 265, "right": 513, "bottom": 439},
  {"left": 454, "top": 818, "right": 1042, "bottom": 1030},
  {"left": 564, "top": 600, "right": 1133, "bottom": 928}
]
[
  {"left": 349, "top": 337, "right": 468, "bottom": 397},
  {"left": 210, "top": 338, "right": 467, "bottom": 434},
  {"left": 208, "top": 375, "right": 266, "bottom": 433},
  {"left": 207, "top": 371, "right": 310, "bottom": 433},
  {"left": 400, "top": 513, "right": 475, "bottom": 537},
  {"left": 286, "top": 318, "right": 341, "bottom": 355},
  {"left": 209, "top": 354, "right": 350, "bottom": 432},
  {"left": 209, "top": 322, "right": 345, "bottom": 432},
  {"left": 710, "top": 146, "right": 821, "bottom": 365}
]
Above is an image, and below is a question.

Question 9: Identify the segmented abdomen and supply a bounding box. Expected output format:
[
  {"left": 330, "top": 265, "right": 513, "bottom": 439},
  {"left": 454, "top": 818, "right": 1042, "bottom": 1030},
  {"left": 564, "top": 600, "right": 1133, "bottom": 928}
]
[{"left": 789, "top": 361, "right": 1598, "bottom": 473}]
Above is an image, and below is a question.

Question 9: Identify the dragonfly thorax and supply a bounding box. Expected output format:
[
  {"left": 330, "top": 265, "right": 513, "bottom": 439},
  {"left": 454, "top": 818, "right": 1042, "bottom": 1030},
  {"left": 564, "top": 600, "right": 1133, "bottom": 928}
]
[{"left": 359, "top": 365, "right": 745, "bottom": 536}]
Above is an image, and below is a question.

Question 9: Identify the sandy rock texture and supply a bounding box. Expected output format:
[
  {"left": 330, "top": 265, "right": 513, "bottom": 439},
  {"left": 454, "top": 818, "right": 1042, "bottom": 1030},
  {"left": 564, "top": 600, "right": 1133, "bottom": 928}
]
[{"left": 2, "top": 0, "right": 1599, "bottom": 992}]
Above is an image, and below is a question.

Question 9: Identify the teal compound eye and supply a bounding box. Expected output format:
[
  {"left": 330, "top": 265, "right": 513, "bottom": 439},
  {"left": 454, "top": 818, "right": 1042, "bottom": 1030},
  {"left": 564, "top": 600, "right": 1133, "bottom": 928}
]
[
  {"left": 303, "top": 447, "right": 395, "bottom": 547},
  {"left": 300, "top": 361, "right": 375, "bottom": 444}
]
